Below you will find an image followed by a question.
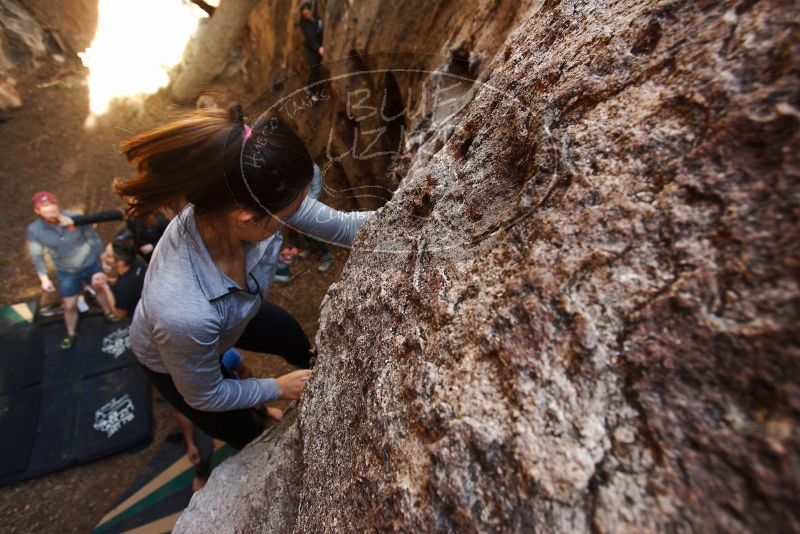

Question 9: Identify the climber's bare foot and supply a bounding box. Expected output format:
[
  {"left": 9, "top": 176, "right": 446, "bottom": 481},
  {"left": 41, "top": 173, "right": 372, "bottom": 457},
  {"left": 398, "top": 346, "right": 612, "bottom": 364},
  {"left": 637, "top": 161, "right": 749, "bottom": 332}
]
[{"left": 266, "top": 406, "right": 284, "bottom": 421}]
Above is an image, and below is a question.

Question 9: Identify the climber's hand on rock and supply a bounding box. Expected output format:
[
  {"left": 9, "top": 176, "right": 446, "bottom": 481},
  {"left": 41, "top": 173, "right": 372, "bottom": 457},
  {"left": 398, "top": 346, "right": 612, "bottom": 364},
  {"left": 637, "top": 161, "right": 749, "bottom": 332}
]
[{"left": 276, "top": 369, "right": 312, "bottom": 400}]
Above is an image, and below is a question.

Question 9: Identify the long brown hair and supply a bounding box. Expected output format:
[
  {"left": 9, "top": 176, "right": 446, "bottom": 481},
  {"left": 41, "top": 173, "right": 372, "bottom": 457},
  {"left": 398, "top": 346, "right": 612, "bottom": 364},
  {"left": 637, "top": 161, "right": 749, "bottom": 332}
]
[{"left": 114, "top": 104, "right": 313, "bottom": 219}]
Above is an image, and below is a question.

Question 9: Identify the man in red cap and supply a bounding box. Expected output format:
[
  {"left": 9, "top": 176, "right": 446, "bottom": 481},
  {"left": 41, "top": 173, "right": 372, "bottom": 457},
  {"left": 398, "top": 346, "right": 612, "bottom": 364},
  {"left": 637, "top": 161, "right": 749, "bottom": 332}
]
[{"left": 27, "top": 191, "right": 116, "bottom": 349}]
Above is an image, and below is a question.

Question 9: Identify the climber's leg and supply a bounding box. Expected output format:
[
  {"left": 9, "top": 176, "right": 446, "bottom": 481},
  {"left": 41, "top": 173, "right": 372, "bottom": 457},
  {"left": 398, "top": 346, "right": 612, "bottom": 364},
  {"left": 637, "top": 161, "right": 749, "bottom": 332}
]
[
  {"left": 235, "top": 300, "right": 312, "bottom": 368},
  {"left": 140, "top": 364, "right": 263, "bottom": 450}
]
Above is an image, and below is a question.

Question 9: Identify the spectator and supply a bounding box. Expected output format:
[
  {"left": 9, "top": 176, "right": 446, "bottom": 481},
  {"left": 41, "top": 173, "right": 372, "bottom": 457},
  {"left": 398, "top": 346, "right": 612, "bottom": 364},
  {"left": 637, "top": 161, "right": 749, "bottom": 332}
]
[
  {"left": 298, "top": 2, "right": 324, "bottom": 100},
  {"left": 274, "top": 246, "right": 299, "bottom": 282},
  {"left": 26, "top": 191, "right": 116, "bottom": 350},
  {"left": 91, "top": 240, "right": 147, "bottom": 320}
]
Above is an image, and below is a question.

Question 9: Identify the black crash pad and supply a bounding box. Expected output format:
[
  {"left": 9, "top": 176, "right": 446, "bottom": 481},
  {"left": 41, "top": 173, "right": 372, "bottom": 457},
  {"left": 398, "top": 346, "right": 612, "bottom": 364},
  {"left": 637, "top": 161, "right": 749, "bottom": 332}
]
[
  {"left": 0, "top": 386, "right": 41, "bottom": 478},
  {"left": 0, "top": 312, "right": 152, "bottom": 487},
  {"left": 0, "top": 324, "right": 44, "bottom": 395}
]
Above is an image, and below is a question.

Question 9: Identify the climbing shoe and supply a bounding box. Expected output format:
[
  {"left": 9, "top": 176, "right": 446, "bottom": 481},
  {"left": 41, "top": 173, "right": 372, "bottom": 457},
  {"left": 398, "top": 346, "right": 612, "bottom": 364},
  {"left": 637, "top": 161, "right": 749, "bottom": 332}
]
[
  {"left": 274, "top": 263, "right": 294, "bottom": 282},
  {"left": 60, "top": 335, "right": 77, "bottom": 350},
  {"left": 318, "top": 251, "right": 334, "bottom": 273}
]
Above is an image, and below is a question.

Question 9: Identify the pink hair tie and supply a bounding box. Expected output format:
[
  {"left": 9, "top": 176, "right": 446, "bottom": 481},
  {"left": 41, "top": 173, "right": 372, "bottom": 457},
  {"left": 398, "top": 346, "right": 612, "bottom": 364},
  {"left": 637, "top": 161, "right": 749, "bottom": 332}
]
[{"left": 244, "top": 125, "right": 252, "bottom": 139}]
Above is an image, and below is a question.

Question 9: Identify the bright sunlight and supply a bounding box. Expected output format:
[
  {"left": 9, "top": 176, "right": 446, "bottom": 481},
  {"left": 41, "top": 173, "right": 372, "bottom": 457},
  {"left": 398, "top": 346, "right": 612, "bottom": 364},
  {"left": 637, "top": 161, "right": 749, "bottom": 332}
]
[{"left": 78, "top": 0, "right": 207, "bottom": 122}]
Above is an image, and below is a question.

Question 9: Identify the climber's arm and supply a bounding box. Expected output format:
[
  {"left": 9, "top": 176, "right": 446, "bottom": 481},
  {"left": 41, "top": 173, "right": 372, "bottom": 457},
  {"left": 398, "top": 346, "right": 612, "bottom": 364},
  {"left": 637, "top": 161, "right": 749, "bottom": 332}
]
[
  {"left": 285, "top": 196, "right": 374, "bottom": 246},
  {"left": 150, "top": 318, "right": 281, "bottom": 412}
]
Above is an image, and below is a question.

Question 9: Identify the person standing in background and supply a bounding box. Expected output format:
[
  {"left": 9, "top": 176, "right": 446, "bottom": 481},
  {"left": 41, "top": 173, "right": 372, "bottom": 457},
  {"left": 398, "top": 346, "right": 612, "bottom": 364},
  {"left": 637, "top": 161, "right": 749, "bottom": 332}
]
[
  {"left": 91, "top": 240, "right": 148, "bottom": 321},
  {"left": 298, "top": 2, "right": 324, "bottom": 101},
  {"left": 26, "top": 191, "right": 116, "bottom": 349}
]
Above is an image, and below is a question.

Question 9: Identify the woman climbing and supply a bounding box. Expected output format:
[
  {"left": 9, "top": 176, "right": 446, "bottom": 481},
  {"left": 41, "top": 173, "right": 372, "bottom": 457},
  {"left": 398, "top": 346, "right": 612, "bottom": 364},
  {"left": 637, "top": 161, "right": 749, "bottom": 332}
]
[{"left": 115, "top": 104, "right": 373, "bottom": 450}]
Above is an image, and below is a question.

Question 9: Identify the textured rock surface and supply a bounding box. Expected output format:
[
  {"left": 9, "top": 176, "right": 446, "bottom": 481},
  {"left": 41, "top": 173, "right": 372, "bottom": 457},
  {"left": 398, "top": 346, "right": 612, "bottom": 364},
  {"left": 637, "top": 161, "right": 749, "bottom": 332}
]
[
  {"left": 0, "top": 0, "right": 46, "bottom": 70},
  {"left": 0, "top": 0, "right": 47, "bottom": 109},
  {"left": 171, "top": 0, "right": 260, "bottom": 101},
  {"left": 0, "top": 0, "right": 94, "bottom": 110},
  {"left": 178, "top": 0, "right": 799, "bottom": 532},
  {"left": 176, "top": 407, "right": 302, "bottom": 534}
]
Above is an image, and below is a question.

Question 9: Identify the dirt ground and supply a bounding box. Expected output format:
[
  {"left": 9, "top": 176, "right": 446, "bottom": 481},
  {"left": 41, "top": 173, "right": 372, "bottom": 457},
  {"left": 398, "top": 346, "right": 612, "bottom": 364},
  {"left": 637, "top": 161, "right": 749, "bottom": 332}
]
[{"left": 0, "top": 56, "right": 351, "bottom": 533}]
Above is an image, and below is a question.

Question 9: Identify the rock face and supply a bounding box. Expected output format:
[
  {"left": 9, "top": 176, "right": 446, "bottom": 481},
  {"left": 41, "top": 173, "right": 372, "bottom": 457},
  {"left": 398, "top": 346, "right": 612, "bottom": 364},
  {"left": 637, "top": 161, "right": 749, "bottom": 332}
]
[
  {"left": 0, "top": 0, "right": 96, "bottom": 110},
  {"left": 0, "top": 0, "right": 47, "bottom": 109},
  {"left": 177, "top": 0, "right": 800, "bottom": 532},
  {"left": 177, "top": 407, "right": 303, "bottom": 534},
  {"left": 171, "top": 0, "right": 260, "bottom": 102},
  {"left": 19, "top": 0, "right": 97, "bottom": 54}
]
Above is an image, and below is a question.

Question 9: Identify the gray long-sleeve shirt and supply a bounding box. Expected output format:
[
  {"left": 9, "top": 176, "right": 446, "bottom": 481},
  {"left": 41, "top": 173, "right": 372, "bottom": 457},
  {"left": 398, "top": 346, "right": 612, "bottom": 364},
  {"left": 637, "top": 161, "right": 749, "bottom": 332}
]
[
  {"left": 27, "top": 211, "right": 105, "bottom": 276},
  {"left": 130, "top": 196, "right": 374, "bottom": 412}
]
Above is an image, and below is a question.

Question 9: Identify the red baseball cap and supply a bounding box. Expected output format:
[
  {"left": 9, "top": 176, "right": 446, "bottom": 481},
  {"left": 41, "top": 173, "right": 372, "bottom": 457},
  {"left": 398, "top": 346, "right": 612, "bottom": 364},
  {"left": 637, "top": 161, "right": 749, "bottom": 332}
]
[{"left": 32, "top": 191, "right": 58, "bottom": 208}]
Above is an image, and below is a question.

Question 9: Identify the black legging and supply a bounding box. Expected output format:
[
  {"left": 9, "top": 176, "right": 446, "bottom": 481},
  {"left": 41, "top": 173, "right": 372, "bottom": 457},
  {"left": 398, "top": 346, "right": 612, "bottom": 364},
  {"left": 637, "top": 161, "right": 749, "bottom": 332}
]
[
  {"left": 141, "top": 300, "right": 311, "bottom": 450},
  {"left": 304, "top": 49, "right": 322, "bottom": 95}
]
